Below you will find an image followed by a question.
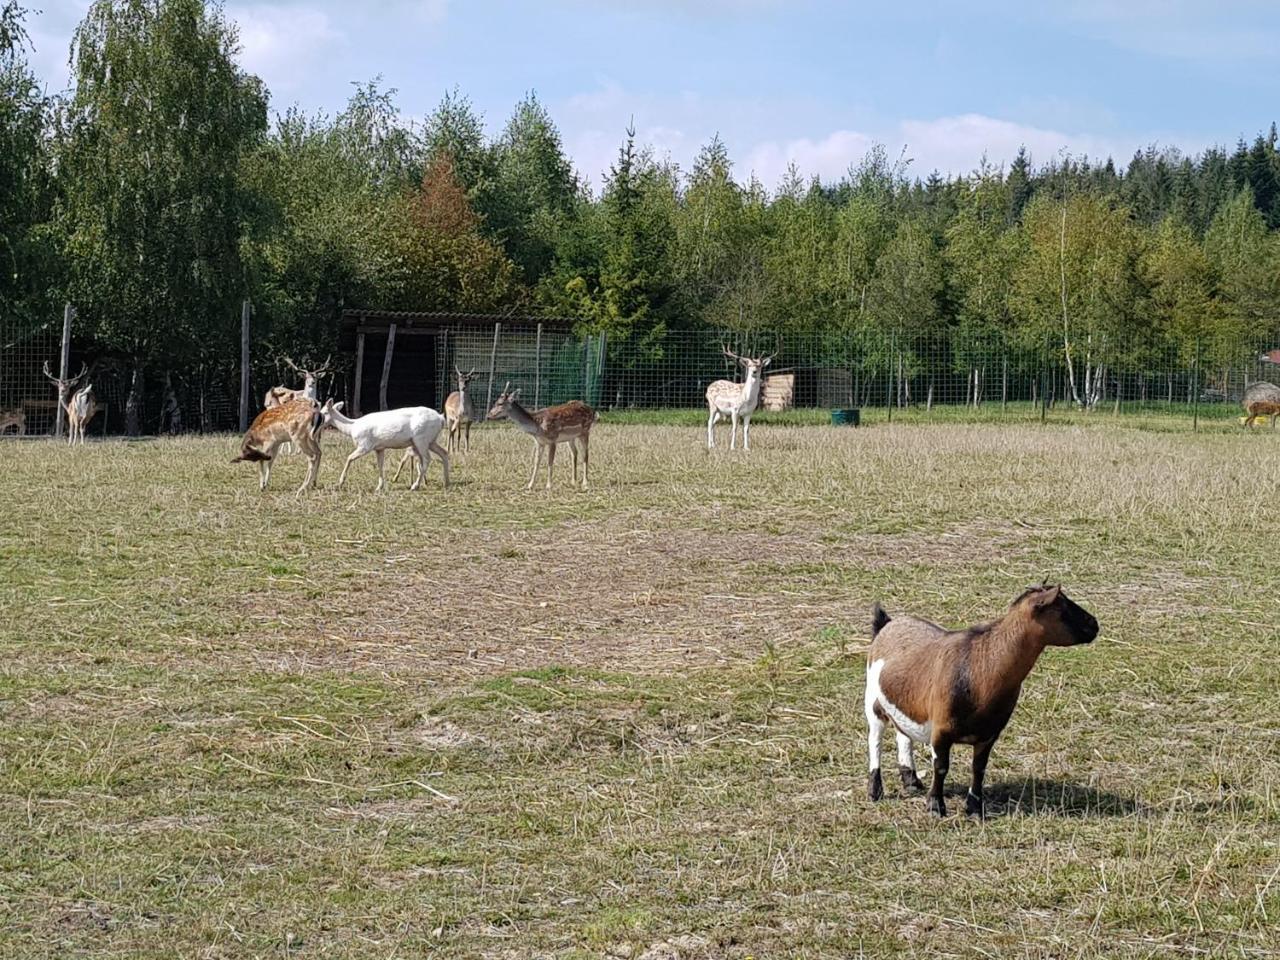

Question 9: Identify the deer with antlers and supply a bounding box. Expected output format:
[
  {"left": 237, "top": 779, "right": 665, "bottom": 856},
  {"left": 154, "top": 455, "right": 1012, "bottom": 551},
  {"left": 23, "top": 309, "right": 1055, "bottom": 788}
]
[
  {"left": 487, "top": 383, "right": 597, "bottom": 490},
  {"left": 705, "top": 342, "right": 777, "bottom": 451},
  {"left": 264, "top": 355, "right": 333, "bottom": 410},
  {"left": 232, "top": 396, "right": 324, "bottom": 493},
  {"left": 44, "top": 361, "right": 99, "bottom": 445}
]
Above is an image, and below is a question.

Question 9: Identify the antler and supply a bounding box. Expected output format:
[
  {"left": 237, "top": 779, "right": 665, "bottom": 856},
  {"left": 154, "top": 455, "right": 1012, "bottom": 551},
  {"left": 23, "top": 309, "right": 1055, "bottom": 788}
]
[
  {"left": 762, "top": 335, "right": 782, "bottom": 364},
  {"left": 43, "top": 360, "right": 57, "bottom": 383},
  {"left": 313, "top": 354, "right": 333, "bottom": 376},
  {"left": 43, "top": 360, "right": 87, "bottom": 386},
  {"left": 282, "top": 356, "right": 303, "bottom": 375},
  {"left": 722, "top": 344, "right": 745, "bottom": 364}
]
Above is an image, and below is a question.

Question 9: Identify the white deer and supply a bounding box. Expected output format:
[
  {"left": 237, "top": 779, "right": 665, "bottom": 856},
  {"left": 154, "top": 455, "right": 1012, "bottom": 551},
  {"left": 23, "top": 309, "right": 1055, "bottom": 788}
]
[
  {"left": 705, "top": 343, "right": 777, "bottom": 450},
  {"left": 390, "top": 366, "right": 477, "bottom": 485},
  {"left": 44, "top": 361, "right": 98, "bottom": 445},
  {"left": 486, "top": 383, "right": 597, "bottom": 490},
  {"left": 320, "top": 398, "right": 450, "bottom": 492},
  {"left": 231, "top": 396, "right": 324, "bottom": 493}
]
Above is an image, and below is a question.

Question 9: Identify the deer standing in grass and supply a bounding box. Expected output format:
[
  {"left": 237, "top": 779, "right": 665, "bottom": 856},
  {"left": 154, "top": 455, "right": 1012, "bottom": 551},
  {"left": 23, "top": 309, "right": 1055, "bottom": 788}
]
[
  {"left": 1241, "top": 381, "right": 1280, "bottom": 429},
  {"left": 706, "top": 344, "right": 777, "bottom": 450},
  {"left": 44, "top": 361, "right": 98, "bottom": 445},
  {"left": 265, "top": 356, "right": 333, "bottom": 454},
  {"left": 487, "top": 383, "right": 596, "bottom": 490},
  {"left": 231, "top": 397, "right": 324, "bottom": 493},
  {"left": 390, "top": 366, "right": 477, "bottom": 485},
  {"left": 320, "top": 398, "right": 450, "bottom": 492},
  {"left": 865, "top": 585, "right": 1098, "bottom": 819}
]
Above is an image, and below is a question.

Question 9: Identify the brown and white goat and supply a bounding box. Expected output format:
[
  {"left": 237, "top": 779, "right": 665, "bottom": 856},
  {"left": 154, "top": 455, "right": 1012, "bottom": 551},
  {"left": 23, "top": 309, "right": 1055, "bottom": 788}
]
[
  {"left": 864, "top": 585, "right": 1099, "bottom": 818},
  {"left": 231, "top": 397, "right": 324, "bottom": 493}
]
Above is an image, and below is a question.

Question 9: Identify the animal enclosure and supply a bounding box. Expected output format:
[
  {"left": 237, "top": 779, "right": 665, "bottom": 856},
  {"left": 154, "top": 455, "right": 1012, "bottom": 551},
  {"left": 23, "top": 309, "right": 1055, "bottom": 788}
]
[{"left": 3, "top": 421, "right": 1279, "bottom": 958}]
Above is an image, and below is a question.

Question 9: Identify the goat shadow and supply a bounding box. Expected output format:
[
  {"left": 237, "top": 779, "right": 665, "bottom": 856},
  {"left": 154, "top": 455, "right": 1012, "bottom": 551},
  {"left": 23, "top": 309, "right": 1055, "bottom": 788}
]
[{"left": 975, "top": 778, "right": 1142, "bottom": 819}]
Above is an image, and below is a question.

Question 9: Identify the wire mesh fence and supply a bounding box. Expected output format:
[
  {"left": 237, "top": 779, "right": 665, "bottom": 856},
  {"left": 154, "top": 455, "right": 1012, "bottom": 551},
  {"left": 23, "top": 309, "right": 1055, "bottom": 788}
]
[{"left": 4, "top": 303, "right": 1279, "bottom": 437}]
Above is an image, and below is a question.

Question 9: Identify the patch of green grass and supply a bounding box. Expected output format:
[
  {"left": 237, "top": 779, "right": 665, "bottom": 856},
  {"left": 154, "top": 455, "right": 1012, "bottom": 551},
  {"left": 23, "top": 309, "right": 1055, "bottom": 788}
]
[{"left": 1, "top": 422, "right": 1279, "bottom": 957}]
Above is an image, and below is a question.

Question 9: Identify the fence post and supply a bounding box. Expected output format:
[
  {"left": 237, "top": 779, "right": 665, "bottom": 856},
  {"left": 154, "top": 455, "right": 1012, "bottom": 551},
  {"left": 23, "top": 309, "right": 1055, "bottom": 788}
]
[
  {"left": 886, "top": 333, "right": 895, "bottom": 423},
  {"left": 534, "top": 322, "right": 542, "bottom": 408},
  {"left": 597, "top": 332, "right": 607, "bottom": 408},
  {"left": 485, "top": 321, "right": 501, "bottom": 413},
  {"left": 379, "top": 323, "right": 397, "bottom": 411},
  {"left": 353, "top": 330, "right": 365, "bottom": 417},
  {"left": 55, "top": 303, "right": 74, "bottom": 438},
  {"left": 1040, "top": 330, "right": 1048, "bottom": 424},
  {"left": 238, "top": 300, "right": 250, "bottom": 432},
  {"left": 1192, "top": 337, "right": 1200, "bottom": 433}
]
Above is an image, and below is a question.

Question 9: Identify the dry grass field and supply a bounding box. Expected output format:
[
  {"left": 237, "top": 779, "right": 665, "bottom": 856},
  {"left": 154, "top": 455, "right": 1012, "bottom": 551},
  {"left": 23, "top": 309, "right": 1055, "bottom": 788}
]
[{"left": 2, "top": 418, "right": 1279, "bottom": 958}]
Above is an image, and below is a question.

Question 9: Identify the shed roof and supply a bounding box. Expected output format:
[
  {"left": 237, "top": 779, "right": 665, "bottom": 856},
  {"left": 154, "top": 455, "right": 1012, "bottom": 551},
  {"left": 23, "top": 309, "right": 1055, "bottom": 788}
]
[{"left": 340, "top": 309, "right": 578, "bottom": 336}]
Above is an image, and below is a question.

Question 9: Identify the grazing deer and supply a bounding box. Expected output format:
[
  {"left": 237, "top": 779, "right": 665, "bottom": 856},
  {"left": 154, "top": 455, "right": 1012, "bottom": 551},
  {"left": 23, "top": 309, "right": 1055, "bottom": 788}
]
[
  {"left": 43, "top": 361, "right": 98, "bottom": 445},
  {"left": 390, "top": 366, "right": 478, "bottom": 485},
  {"left": 1241, "top": 382, "right": 1280, "bottom": 429},
  {"left": 320, "top": 398, "right": 450, "bottom": 492},
  {"left": 0, "top": 407, "right": 25, "bottom": 435},
  {"left": 486, "top": 383, "right": 596, "bottom": 490},
  {"left": 865, "top": 585, "right": 1098, "bottom": 819},
  {"left": 706, "top": 343, "right": 777, "bottom": 450},
  {"left": 231, "top": 397, "right": 324, "bottom": 493}
]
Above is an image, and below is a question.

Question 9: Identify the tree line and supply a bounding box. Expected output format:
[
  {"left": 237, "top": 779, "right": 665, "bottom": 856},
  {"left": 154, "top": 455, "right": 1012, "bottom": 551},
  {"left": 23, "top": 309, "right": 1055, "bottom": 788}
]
[{"left": 2, "top": 1, "right": 1279, "bottom": 428}]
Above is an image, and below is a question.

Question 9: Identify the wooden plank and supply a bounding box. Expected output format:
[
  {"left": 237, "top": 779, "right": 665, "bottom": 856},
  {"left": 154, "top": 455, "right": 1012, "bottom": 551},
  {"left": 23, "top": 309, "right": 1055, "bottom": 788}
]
[
  {"left": 379, "top": 324, "right": 397, "bottom": 411},
  {"left": 485, "top": 322, "right": 502, "bottom": 413},
  {"left": 239, "top": 300, "right": 251, "bottom": 430},
  {"left": 353, "top": 331, "right": 365, "bottom": 417}
]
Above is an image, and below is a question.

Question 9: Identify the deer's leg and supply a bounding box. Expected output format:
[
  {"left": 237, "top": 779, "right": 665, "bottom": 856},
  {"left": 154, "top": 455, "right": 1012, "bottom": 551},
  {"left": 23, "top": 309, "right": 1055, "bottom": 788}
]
[
  {"left": 545, "top": 441, "right": 557, "bottom": 490},
  {"left": 966, "top": 737, "right": 996, "bottom": 819},
  {"left": 730, "top": 411, "right": 739, "bottom": 450},
  {"left": 464, "top": 421, "right": 471, "bottom": 452},
  {"left": 259, "top": 459, "right": 271, "bottom": 491},
  {"left": 898, "top": 731, "right": 924, "bottom": 793},
  {"left": 865, "top": 699, "right": 885, "bottom": 802},
  {"left": 298, "top": 444, "right": 321, "bottom": 494},
  {"left": 743, "top": 414, "right": 751, "bottom": 451},
  {"left": 570, "top": 438, "right": 580, "bottom": 485},
  {"left": 375, "top": 450, "right": 388, "bottom": 492},
  {"left": 580, "top": 433, "right": 590, "bottom": 489},
  {"left": 406, "top": 442, "right": 426, "bottom": 491},
  {"left": 390, "top": 449, "right": 412, "bottom": 484},
  {"left": 927, "top": 737, "right": 952, "bottom": 818},
  {"left": 428, "top": 439, "right": 450, "bottom": 489},
  {"left": 337, "top": 448, "right": 365, "bottom": 489},
  {"left": 526, "top": 441, "right": 541, "bottom": 490},
  {"left": 707, "top": 408, "right": 717, "bottom": 449}
]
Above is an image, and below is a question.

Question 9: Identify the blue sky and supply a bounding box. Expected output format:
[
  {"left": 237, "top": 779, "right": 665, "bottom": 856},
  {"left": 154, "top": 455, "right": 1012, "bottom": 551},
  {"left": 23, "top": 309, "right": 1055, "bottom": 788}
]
[{"left": 23, "top": 1, "right": 1280, "bottom": 191}]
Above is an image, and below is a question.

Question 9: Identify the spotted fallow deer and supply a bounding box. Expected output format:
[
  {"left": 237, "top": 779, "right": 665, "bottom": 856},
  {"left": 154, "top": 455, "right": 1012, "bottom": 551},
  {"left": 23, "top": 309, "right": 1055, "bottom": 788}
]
[
  {"left": 864, "top": 585, "right": 1099, "bottom": 819},
  {"left": 705, "top": 343, "right": 777, "bottom": 451},
  {"left": 486, "top": 383, "right": 597, "bottom": 490},
  {"left": 265, "top": 356, "right": 334, "bottom": 454},
  {"left": 43, "top": 361, "right": 98, "bottom": 445},
  {"left": 231, "top": 396, "right": 324, "bottom": 493},
  {"left": 1241, "top": 381, "right": 1280, "bottom": 429}
]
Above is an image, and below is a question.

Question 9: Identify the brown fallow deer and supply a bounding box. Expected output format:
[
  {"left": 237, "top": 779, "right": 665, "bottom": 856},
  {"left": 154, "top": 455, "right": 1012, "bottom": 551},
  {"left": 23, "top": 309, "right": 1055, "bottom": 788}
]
[
  {"left": 265, "top": 356, "right": 334, "bottom": 454},
  {"left": 0, "top": 408, "right": 25, "bottom": 435},
  {"left": 1241, "top": 381, "right": 1280, "bottom": 429},
  {"left": 705, "top": 342, "right": 778, "bottom": 450},
  {"left": 231, "top": 396, "right": 324, "bottom": 494},
  {"left": 865, "top": 585, "right": 1099, "bottom": 819},
  {"left": 390, "top": 366, "right": 477, "bottom": 486},
  {"left": 44, "top": 361, "right": 98, "bottom": 445},
  {"left": 486, "top": 383, "right": 597, "bottom": 490}
]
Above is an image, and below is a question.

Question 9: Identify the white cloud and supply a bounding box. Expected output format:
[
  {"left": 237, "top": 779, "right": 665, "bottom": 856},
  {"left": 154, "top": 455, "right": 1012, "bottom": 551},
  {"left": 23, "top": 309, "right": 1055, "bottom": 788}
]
[
  {"left": 743, "top": 130, "right": 877, "bottom": 187},
  {"left": 225, "top": 4, "right": 344, "bottom": 94}
]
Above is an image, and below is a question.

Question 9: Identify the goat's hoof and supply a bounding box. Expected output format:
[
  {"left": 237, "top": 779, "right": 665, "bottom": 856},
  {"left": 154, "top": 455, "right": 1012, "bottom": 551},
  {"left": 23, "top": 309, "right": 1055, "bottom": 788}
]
[
  {"left": 965, "top": 792, "right": 985, "bottom": 819},
  {"left": 868, "top": 769, "right": 883, "bottom": 801},
  {"left": 926, "top": 796, "right": 946, "bottom": 818},
  {"left": 900, "top": 766, "right": 925, "bottom": 794}
]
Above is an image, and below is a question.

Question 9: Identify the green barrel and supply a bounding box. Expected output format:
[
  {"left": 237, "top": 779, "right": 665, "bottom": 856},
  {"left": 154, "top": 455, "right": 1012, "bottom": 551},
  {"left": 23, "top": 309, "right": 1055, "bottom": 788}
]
[{"left": 831, "top": 408, "right": 861, "bottom": 427}]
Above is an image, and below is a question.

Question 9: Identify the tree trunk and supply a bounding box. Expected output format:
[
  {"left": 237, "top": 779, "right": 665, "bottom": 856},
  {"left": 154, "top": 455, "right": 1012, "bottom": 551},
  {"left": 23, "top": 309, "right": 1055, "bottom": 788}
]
[
  {"left": 927, "top": 379, "right": 934, "bottom": 412},
  {"left": 1059, "top": 204, "right": 1083, "bottom": 407},
  {"left": 125, "top": 362, "right": 145, "bottom": 437}
]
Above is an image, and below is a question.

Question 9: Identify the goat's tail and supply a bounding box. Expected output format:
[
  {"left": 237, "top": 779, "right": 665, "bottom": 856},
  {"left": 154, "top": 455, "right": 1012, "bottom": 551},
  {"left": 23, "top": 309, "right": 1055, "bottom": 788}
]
[{"left": 871, "top": 603, "right": 891, "bottom": 637}]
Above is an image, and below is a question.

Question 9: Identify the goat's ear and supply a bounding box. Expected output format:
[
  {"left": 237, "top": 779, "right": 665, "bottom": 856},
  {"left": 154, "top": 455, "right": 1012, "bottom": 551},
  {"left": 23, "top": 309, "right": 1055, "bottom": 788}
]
[{"left": 1030, "top": 585, "right": 1061, "bottom": 609}]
